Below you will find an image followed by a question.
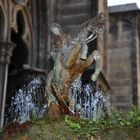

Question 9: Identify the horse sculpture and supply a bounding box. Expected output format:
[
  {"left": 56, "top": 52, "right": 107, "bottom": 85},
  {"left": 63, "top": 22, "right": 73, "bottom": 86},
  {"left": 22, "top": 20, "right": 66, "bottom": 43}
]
[{"left": 46, "top": 13, "right": 106, "bottom": 116}]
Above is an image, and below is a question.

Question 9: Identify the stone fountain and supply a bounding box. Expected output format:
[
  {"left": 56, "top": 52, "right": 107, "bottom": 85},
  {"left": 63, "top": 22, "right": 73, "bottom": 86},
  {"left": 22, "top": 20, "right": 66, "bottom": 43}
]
[
  {"left": 46, "top": 13, "right": 110, "bottom": 119},
  {"left": 4, "top": 13, "right": 110, "bottom": 126}
]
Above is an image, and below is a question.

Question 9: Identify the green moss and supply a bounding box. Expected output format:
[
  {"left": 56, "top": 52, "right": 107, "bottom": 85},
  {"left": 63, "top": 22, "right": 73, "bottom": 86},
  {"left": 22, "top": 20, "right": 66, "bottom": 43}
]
[
  {"left": 28, "top": 117, "right": 77, "bottom": 140},
  {"left": 63, "top": 107, "right": 140, "bottom": 139},
  {"left": 100, "top": 128, "right": 140, "bottom": 140},
  {"left": 2, "top": 107, "right": 140, "bottom": 139}
]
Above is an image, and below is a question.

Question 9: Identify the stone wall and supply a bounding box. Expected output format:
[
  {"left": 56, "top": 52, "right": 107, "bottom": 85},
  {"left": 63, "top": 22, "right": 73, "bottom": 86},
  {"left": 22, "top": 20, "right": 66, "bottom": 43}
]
[
  {"left": 108, "top": 11, "right": 140, "bottom": 111},
  {"left": 54, "top": 0, "right": 93, "bottom": 33}
]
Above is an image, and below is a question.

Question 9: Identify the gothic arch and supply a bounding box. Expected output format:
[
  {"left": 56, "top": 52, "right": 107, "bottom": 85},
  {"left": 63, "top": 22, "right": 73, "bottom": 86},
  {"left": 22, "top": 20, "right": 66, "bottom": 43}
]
[
  {"left": 0, "top": 4, "right": 6, "bottom": 39},
  {"left": 9, "top": 3, "right": 33, "bottom": 69},
  {"left": 11, "top": 5, "right": 32, "bottom": 49},
  {"left": 9, "top": 9, "right": 30, "bottom": 74}
]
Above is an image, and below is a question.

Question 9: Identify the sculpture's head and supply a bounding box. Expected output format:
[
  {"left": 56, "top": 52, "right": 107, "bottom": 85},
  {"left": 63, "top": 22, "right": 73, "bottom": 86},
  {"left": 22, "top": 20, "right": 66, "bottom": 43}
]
[
  {"left": 51, "top": 23, "right": 71, "bottom": 49},
  {"left": 51, "top": 23, "right": 62, "bottom": 36},
  {"left": 87, "top": 13, "right": 106, "bottom": 34},
  {"left": 83, "top": 13, "right": 106, "bottom": 44}
]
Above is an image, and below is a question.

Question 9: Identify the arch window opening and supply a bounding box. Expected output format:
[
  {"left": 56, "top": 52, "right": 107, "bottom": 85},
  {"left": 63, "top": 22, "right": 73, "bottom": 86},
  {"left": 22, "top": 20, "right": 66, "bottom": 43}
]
[{"left": 9, "top": 11, "right": 29, "bottom": 75}]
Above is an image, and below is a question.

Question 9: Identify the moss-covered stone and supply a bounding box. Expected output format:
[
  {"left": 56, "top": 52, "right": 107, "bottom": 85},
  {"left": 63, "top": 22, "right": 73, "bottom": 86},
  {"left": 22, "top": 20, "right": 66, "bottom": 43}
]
[
  {"left": 100, "top": 128, "right": 140, "bottom": 140},
  {"left": 1, "top": 117, "right": 140, "bottom": 140},
  {"left": 28, "top": 117, "right": 77, "bottom": 140}
]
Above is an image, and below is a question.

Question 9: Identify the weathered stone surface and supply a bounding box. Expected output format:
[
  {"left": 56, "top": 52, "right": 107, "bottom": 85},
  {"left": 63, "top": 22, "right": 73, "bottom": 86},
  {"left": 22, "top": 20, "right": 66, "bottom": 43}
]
[
  {"left": 100, "top": 128, "right": 140, "bottom": 140},
  {"left": 46, "top": 14, "right": 106, "bottom": 116},
  {"left": 47, "top": 103, "right": 61, "bottom": 117},
  {"left": 1, "top": 118, "right": 140, "bottom": 140},
  {"left": 108, "top": 10, "right": 140, "bottom": 110}
]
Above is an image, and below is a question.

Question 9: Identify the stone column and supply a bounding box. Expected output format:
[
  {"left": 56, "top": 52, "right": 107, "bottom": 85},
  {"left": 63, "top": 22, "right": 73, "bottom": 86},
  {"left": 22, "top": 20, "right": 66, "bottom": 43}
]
[{"left": 0, "top": 41, "right": 15, "bottom": 129}]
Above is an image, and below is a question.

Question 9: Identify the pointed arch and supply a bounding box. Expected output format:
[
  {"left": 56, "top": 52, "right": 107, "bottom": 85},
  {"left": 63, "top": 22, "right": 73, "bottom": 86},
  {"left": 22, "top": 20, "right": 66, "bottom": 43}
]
[
  {"left": 0, "top": 4, "right": 6, "bottom": 39},
  {"left": 11, "top": 5, "right": 32, "bottom": 47},
  {"left": 9, "top": 7, "right": 32, "bottom": 73},
  {"left": 10, "top": 4, "right": 33, "bottom": 65}
]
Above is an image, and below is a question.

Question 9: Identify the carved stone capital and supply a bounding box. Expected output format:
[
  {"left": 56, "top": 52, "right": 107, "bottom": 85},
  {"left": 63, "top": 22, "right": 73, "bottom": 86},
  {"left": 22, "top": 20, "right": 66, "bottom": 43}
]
[{"left": 0, "top": 41, "right": 15, "bottom": 64}]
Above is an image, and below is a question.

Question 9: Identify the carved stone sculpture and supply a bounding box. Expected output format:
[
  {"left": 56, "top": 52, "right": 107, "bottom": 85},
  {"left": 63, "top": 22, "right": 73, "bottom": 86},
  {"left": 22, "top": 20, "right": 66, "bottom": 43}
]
[{"left": 46, "top": 13, "right": 106, "bottom": 116}]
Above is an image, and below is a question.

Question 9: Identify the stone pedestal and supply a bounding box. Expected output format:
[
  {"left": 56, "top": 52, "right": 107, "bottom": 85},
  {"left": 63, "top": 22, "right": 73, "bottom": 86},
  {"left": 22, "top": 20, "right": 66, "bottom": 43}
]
[{"left": 0, "top": 41, "right": 15, "bottom": 129}]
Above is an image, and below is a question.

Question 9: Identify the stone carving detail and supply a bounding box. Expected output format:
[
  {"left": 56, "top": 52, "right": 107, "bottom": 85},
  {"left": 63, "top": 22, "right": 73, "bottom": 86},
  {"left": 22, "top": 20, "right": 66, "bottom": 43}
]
[
  {"left": 0, "top": 41, "right": 15, "bottom": 64},
  {"left": 46, "top": 13, "right": 106, "bottom": 116}
]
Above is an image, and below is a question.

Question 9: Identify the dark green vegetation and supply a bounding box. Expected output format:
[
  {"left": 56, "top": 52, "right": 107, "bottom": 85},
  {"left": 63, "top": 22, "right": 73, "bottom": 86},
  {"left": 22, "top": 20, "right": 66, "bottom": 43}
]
[
  {"left": 1, "top": 107, "right": 140, "bottom": 140},
  {"left": 64, "top": 107, "right": 140, "bottom": 139}
]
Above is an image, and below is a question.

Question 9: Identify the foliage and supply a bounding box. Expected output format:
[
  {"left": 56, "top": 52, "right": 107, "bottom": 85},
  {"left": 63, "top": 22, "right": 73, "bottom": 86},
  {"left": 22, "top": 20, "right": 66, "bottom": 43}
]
[
  {"left": 64, "top": 107, "right": 140, "bottom": 138},
  {"left": 2, "top": 107, "right": 140, "bottom": 139},
  {"left": 109, "top": 106, "right": 140, "bottom": 128},
  {"left": 65, "top": 116, "right": 97, "bottom": 138}
]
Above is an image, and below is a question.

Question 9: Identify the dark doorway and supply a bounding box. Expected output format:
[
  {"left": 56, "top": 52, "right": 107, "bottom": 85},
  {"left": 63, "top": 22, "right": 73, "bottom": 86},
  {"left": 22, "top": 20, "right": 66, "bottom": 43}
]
[{"left": 9, "top": 11, "right": 29, "bottom": 74}]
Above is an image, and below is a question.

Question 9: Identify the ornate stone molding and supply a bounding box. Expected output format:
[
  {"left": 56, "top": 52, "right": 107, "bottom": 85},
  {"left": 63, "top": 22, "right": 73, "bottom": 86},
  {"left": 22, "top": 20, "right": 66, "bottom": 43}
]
[{"left": 0, "top": 41, "right": 15, "bottom": 64}]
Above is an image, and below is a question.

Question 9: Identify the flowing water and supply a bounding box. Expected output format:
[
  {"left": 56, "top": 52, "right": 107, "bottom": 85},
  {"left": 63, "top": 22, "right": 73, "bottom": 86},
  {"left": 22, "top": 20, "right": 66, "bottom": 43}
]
[
  {"left": 70, "top": 79, "right": 110, "bottom": 120},
  {"left": 5, "top": 69, "right": 47, "bottom": 124},
  {"left": 5, "top": 71, "right": 110, "bottom": 125}
]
